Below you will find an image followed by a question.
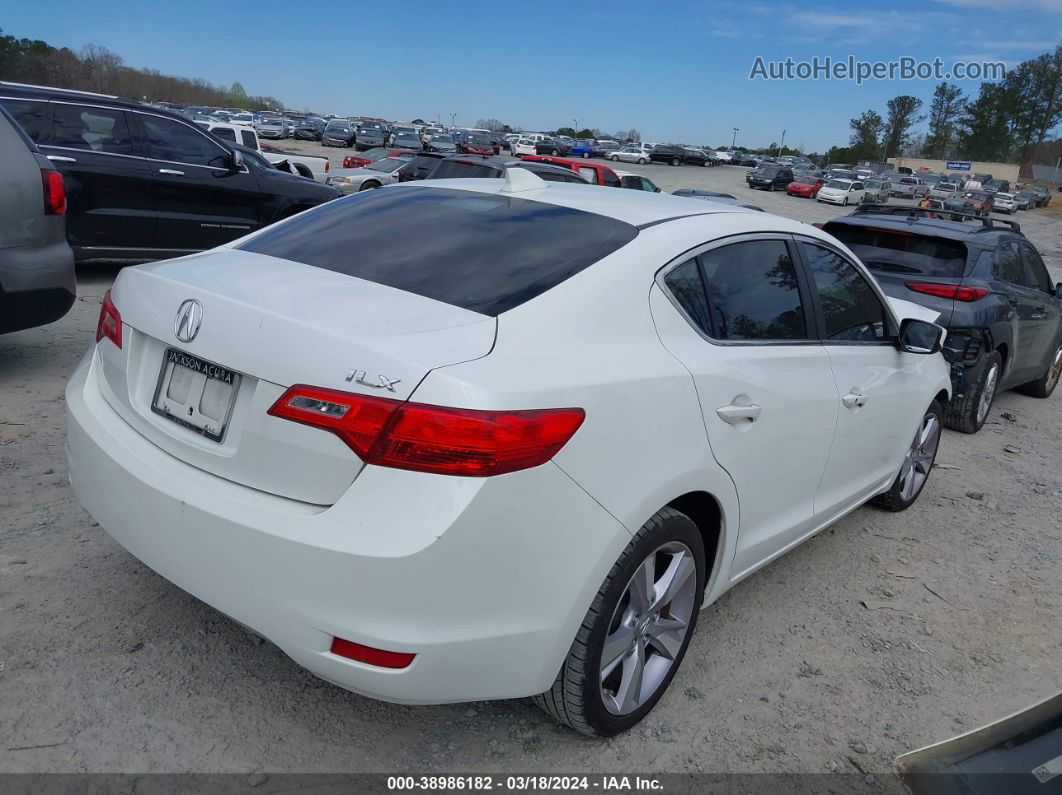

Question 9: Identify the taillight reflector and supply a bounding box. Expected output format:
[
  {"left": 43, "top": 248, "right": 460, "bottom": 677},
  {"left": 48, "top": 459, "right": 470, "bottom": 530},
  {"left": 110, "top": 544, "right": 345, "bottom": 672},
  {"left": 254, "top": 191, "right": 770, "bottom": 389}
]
[
  {"left": 268, "top": 385, "right": 585, "bottom": 477},
  {"left": 96, "top": 289, "right": 122, "bottom": 348},
  {"left": 42, "top": 169, "right": 66, "bottom": 215},
  {"left": 905, "top": 282, "right": 988, "bottom": 302},
  {"left": 330, "top": 637, "right": 415, "bottom": 669}
]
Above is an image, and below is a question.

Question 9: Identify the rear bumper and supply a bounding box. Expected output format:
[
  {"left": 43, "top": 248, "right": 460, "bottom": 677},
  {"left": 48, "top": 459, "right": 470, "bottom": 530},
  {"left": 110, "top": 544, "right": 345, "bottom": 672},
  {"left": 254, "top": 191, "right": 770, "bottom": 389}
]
[
  {"left": 0, "top": 237, "right": 76, "bottom": 333},
  {"left": 66, "top": 349, "right": 630, "bottom": 704}
]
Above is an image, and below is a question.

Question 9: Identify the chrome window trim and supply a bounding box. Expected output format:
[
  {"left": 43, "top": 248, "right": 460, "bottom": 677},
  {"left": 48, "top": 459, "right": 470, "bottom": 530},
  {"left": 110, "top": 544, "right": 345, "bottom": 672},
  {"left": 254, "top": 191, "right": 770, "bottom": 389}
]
[
  {"left": 655, "top": 231, "right": 821, "bottom": 348},
  {"left": 40, "top": 144, "right": 145, "bottom": 162}
]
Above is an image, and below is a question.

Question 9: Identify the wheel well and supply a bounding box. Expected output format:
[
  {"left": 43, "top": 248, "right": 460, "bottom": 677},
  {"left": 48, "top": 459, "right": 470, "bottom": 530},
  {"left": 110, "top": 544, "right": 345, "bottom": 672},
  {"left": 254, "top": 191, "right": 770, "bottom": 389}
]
[
  {"left": 934, "top": 388, "right": 949, "bottom": 408},
  {"left": 995, "top": 342, "right": 1008, "bottom": 371},
  {"left": 667, "top": 492, "right": 722, "bottom": 574}
]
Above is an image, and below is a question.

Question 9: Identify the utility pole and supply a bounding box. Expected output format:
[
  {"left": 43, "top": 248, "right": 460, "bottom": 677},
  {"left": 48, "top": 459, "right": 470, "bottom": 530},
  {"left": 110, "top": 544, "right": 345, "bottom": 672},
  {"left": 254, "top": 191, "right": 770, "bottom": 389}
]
[
  {"left": 574, "top": 118, "right": 580, "bottom": 135},
  {"left": 777, "top": 129, "right": 786, "bottom": 156},
  {"left": 731, "top": 127, "right": 739, "bottom": 149},
  {"left": 450, "top": 113, "right": 457, "bottom": 129}
]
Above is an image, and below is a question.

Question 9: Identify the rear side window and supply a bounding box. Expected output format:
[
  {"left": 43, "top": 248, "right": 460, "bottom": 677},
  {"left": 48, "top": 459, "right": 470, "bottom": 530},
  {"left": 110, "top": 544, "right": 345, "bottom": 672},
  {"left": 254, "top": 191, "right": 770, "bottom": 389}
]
[
  {"left": 212, "top": 127, "right": 237, "bottom": 142},
  {"left": 238, "top": 186, "right": 638, "bottom": 316},
  {"left": 0, "top": 98, "right": 47, "bottom": 140},
  {"left": 697, "top": 240, "right": 808, "bottom": 341},
  {"left": 823, "top": 223, "right": 969, "bottom": 278},
  {"left": 602, "top": 170, "right": 621, "bottom": 188},
  {"left": 240, "top": 129, "right": 257, "bottom": 148},
  {"left": 663, "top": 259, "right": 713, "bottom": 334},
  {"left": 994, "top": 242, "right": 1025, "bottom": 286},
  {"left": 1020, "top": 244, "right": 1053, "bottom": 293},
  {"left": 50, "top": 104, "right": 132, "bottom": 155}
]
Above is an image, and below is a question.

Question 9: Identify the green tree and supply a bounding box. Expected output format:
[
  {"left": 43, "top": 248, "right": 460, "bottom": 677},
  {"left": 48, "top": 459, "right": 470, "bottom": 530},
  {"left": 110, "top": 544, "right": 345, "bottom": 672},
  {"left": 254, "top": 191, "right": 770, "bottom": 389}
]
[
  {"left": 924, "top": 82, "right": 966, "bottom": 159},
  {"left": 848, "top": 110, "right": 884, "bottom": 161},
  {"left": 958, "top": 82, "right": 1014, "bottom": 161},
  {"left": 882, "top": 95, "right": 925, "bottom": 159}
]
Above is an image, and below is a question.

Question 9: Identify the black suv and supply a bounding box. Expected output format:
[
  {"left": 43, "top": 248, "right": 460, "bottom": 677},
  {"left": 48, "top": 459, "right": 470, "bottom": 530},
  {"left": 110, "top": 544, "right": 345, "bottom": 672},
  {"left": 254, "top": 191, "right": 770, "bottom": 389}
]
[
  {"left": 746, "top": 165, "right": 795, "bottom": 191},
  {"left": 0, "top": 83, "right": 338, "bottom": 264},
  {"left": 534, "top": 137, "right": 571, "bottom": 156},
  {"left": 823, "top": 206, "right": 1062, "bottom": 432},
  {"left": 649, "top": 144, "right": 690, "bottom": 166}
]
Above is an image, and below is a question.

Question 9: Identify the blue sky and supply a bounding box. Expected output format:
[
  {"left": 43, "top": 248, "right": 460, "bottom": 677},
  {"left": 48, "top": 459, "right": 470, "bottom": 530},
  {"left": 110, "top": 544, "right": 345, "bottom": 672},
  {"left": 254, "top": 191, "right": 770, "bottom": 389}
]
[{"left": 4, "top": 0, "right": 1061, "bottom": 151}]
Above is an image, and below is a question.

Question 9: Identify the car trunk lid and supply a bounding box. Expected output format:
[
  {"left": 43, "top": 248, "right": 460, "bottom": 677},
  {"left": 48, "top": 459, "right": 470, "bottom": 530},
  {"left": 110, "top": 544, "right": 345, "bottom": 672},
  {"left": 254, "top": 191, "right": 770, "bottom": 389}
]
[{"left": 97, "top": 250, "right": 496, "bottom": 505}]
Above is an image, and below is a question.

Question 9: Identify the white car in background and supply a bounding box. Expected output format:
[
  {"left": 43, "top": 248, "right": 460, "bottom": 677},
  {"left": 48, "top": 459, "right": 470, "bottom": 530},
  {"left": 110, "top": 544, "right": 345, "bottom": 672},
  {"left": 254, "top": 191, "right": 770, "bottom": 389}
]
[
  {"left": 325, "top": 156, "right": 412, "bottom": 193},
  {"left": 817, "top": 178, "right": 866, "bottom": 206},
  {"left": 511, "top": 137, "right": 537, "bottom": 157},
  {"left": 614, "top": 170, "right": 661, "bottom": 191},
  {"left": 713, "top": 151, "right": 733, "bottom": 163},
  {"left": 608, "top": 146, "right": 651, "bottom": 164},
  {"left": 992, "top": 192, "right": 1017, "bottom": 214},
  {"left": 67, "top": 170, "right": 949, "bottom": 737}
]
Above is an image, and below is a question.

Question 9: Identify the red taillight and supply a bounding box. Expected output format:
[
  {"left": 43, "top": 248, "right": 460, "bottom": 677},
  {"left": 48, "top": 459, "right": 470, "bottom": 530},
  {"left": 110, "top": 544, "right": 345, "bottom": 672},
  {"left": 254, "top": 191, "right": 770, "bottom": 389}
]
[
  {"left": 905, "top": 282, "right": 989, "bottom": 302},
  {"left": 95, "top": 289, "right": 122, "bottom": 348},
  {"left": 330, "top": 637, "right": 415, "bottom": 669},
  {"left": 324, "top": 160, "right": 330, "bottom": 172},
  {"left": 268, "top": 385, "right": 585, "bottom": 477},
  {"left": 42, "top": 169, "right": 66, "bottom": 215}
]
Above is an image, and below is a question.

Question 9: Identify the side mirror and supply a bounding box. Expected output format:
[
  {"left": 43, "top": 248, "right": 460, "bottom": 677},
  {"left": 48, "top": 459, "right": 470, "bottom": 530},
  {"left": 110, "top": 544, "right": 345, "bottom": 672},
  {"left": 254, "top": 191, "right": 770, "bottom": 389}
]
[
  {"left": 229, "top": 149, "right": 244, "bottom": 172},
  {"left": 897, "top": 318, "right": 945, "bottom": 355}
]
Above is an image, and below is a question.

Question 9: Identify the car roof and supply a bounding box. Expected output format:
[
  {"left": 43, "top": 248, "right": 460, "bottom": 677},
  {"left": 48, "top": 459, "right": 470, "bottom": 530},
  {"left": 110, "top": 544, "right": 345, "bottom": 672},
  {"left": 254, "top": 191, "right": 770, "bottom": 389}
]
[
  {"left": 826, "top": 207, "right": 1024, "bottom": 242},
  {"left": 405, "top": 173, "right": 778, "bottom": 228}
]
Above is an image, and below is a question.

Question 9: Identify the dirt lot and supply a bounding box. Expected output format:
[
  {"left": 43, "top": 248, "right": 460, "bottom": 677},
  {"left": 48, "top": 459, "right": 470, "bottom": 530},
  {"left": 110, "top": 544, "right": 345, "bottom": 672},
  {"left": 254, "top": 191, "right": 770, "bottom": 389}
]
[{"left": 1, "top": 153, "right": 1060, "bottom": 778}]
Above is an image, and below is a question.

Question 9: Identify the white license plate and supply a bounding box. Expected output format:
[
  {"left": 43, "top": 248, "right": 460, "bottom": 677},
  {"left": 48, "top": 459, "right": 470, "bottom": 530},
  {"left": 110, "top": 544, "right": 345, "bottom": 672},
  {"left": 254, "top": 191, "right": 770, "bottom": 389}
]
[{"left": 151, "top": 348, "right": 241, "bottom": 443}]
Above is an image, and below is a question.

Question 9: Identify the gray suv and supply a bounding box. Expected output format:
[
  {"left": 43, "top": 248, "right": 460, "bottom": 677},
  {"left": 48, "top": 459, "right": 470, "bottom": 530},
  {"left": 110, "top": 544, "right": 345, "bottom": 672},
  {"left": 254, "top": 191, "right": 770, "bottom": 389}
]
[
  {"left": 824, "top": 206, "right": 1062, "bottom": 433},
  {"left": 0, "top": 104, "right": 75, "bottom": 334}
]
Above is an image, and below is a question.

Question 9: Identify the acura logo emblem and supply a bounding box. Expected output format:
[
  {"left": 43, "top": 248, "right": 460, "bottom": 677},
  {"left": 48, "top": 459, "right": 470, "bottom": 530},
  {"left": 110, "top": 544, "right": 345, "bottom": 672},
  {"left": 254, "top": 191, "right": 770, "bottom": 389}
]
[{"left": 174, "top": 299, "right": 203, "bottom": 343}]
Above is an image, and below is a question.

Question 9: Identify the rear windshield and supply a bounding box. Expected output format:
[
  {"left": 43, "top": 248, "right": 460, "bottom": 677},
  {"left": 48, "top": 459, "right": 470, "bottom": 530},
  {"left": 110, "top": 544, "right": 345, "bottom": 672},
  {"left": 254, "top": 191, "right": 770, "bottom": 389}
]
[
  {"left": 427, "top": 160, "right": 499, "bottom": 179},
  {"left": 823, "top": 223, "right": 969, "bottom": 278},
  {"left": 238, "top": 186, "right": 638, "bottom": 316}
]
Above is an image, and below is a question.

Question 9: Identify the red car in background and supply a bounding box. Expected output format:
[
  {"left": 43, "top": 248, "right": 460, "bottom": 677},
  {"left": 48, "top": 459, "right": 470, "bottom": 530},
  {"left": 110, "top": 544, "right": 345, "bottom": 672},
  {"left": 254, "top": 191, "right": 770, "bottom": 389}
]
[
  {"left": 342, "top": 147, "right": 413, "bottom": 169},
  {"left": 519, "top": 155, "right": 622, "bottom": 187},
  {"left": 786, "top": 174, "right": 826, "bottom": 198}
]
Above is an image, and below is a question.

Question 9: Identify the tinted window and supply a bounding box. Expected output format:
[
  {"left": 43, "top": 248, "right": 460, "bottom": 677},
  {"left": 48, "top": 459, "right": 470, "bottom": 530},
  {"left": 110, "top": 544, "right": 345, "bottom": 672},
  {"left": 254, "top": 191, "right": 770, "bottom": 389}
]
[
  {"left": 698, "top": 240, "right": 808, "bottom": 341},
  {"left": 664, "top": 259, "right": 713, "bottom": 335},
  {"left": 50, "top": 104, "right": 132, "bottom": 154},
  {"left": 141, "top": 114, "right": 227, "bottom": 166},
  {"left": 240, "top": 129, "right": 257, "bottom": 148},
  {"left": 823, "top": 223, "right": 969, "bottom": 278},
  {"left": 995, "top": 242, "right": 1025, "bottom": 285},
  {"left": 0, "top": 98, "right": 46, "bottom": 140},
  {"left": 212, "top": 127, "right": 237, "bottom": 142},
  {"left": 238, "top": 186, "right": 638, "bottom": 316},
  {"left": 602, "top": 169, "right": 621, "bottom": 188},
  {"left": 426, "top": 160, "right": 500, "bottom": 179},
  {"left": 800, "top": 242, "right": 887, "bottom": 342},
  {"left": 1020, "top": 244, "right": 1053, "bottom": 293}
]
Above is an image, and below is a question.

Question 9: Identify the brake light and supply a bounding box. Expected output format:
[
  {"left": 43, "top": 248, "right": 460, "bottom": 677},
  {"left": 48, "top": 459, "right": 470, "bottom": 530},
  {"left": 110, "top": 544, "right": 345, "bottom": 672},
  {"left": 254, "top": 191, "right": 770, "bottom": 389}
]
[
  {"left": 95, "top": 289, "right": 122, "bottom": 348},
  {"left": 268, "top": 385, "right": 585, "bottom": 477},
  {"left": 324, "top": 160, "right": 330, "bottom": 172},
  {"left": 42, "top": 169, "right": 66, "bottom": 215},
  {"left": 330, "top": 637, "right": 415, "bottom": 669},
  {"left": 905, "top": 282, "right": 989, "bottom": 302}
]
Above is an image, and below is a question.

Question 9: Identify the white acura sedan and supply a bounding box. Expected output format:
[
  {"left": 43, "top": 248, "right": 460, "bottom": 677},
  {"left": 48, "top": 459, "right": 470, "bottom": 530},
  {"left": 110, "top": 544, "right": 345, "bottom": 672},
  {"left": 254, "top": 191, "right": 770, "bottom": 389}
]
[{"left": 67, "top": 169, "right": 950, "bottom": 737}]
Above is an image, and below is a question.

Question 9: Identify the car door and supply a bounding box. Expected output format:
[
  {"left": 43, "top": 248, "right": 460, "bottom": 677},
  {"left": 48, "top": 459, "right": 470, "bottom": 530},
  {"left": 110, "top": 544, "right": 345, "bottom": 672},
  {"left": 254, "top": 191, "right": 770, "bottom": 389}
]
[
  {"left": 793, "top": 238, "right": 934, "bottom": 513},
  {"left": 652, "top": 236, "right": 840, "bottom": 576},
  {"left": 37, "top": 101, "right": 155, "bottom": 253},
  {"left": 1018, "top": 241, "right": 1062, "bottom": 368},
  {"left": 850, "top": 181, "right": 865, "bottom": 204},
  {"left": 133, "top": 111, "right": 269, "bottom": 251},
  {"left": 993, "top": 241, "right": 1044, "bottom": 383}
]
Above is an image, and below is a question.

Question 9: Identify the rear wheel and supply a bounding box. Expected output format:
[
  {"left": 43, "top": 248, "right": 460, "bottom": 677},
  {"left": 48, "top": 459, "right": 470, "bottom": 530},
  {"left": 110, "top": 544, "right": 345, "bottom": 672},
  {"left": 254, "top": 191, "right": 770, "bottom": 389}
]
[
  {"left": 534, "top": 507, "right": 705, "bottom": 737},
  {"left": 1016, "top": 343, "right": 1062, "bottom": 398},
  {"left": 944, "top": 351, "right": 1001, "bottom": 433},
  {"left": 552, "top": 148, "right": 560, "bottom": 156},
  {"left": 872, "top": 400, "right": 943, "bottom": 511},
  {"left": 582, "top": 152, "right": 590, "bottom": 159},
  {"left": 671, "top": 157, "right": 680, "bottom": 166},
  {"left": 637, "top": 158, "right": 646, "bottom": 165}
]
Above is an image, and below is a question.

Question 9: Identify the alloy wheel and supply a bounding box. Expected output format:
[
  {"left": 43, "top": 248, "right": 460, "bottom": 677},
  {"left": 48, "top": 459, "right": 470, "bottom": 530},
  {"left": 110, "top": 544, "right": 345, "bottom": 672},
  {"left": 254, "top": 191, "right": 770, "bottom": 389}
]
[
  {"left": 599, "top": 541, "right": 697, "bottom": 716},
  {"left": 897, "top": 411, "right": 941, "bottom": 501},
  {"left": 1047, "top": 347, "right": 1062, "bottom": 392},
  {"left": 977, "top": 364, "right": 999, "bottom": 424}
]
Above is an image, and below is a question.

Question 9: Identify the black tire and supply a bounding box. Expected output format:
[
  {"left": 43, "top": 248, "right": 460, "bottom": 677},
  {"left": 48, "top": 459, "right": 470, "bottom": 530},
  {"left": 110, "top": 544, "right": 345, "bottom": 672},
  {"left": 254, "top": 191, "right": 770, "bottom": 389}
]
[
  {"left": 872, "top": 400, "right": 943, "bottom": 512},
  {"left": 582, "top": 152, "right": 590, "bottom": 159},
  {"left": 671, "top": 157, "right": 680, "bottom": 166},
  {"left": 1016, "top": 342, "right": 1062, "bottom": 398},
  {"left": 610, "top": 155, "right": 618, "bottom": 161},
  {"left": 552, "top": 149, "right": 560, "bottom": 156},
  {"left": 358, "top": 181, "right": 381, "bottom": 191},
  {"left": 944, "top": 350, "right": 1001, "bottom": 433},
  {"left": 534, "top": 507, "right": 705, "bottom": 737},
  {"left": 637, "top": 158, "right": 646, "bottom": 165}
]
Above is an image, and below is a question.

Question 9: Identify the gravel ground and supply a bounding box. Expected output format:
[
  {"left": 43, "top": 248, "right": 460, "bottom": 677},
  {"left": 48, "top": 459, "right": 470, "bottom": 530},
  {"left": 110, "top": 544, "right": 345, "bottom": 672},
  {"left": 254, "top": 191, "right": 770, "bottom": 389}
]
[{"left": 1, "top": 149, "right": 1060, "bottom": 778}]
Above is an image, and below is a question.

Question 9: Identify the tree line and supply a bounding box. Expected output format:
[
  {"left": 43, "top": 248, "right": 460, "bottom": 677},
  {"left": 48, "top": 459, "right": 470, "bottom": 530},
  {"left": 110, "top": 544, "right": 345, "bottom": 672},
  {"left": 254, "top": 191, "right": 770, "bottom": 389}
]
[
  {"left": 832, "top": 42, "right": 1062, "bottom": 166},
  {"left": 0, "top": 30, "right": 283, "bottom": 110}
]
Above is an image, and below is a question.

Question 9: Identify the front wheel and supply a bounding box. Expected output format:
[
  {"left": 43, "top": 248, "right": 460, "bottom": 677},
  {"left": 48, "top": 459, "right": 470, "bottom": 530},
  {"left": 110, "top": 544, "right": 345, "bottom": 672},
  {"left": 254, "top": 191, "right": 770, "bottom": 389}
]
[
  {"left": 637, "top": 158, "right": 646, "bottom": 164},
  {"left": 552, "top": 149, "right": 560, "bottom": 156},
  {"left": 1016, "top": 343, "right": 1062, "bottom": 398},
  {"left": 582, "top": 152, "right": 590, "bottom": 159},
  {"left": 610, "top": 155, "right": 619, "bottom": 161},
  {"left": 534, "top": 507, "right": 705, "bottom": 737},
  {"left": 842, "top": 196, "right": 848, "bottom": 206},
  {"left": 671, "top": 157, "right": 680, "bottom": 166},
  {"left": 872, "top": 401, "right": 943, "bottom": 512},
  {"left": 358, "top": 181, "right": 381, "bottom": 191}
]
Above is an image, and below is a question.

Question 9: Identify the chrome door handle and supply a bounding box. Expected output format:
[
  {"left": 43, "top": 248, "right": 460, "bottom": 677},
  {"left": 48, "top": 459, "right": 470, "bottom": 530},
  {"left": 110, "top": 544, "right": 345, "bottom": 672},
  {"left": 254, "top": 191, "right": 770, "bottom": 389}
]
[
  {"left": 158, "top": 168, "right": 185, "bottom": 176},
  {"left": 842, "top": 391, "right": 868, "bottom": 409},
  {"left": 716, "top": 402, "right": 762, "bottom": 424},
  {"left": 47, "top": 154, "right": 77, "bottom": 163}
]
